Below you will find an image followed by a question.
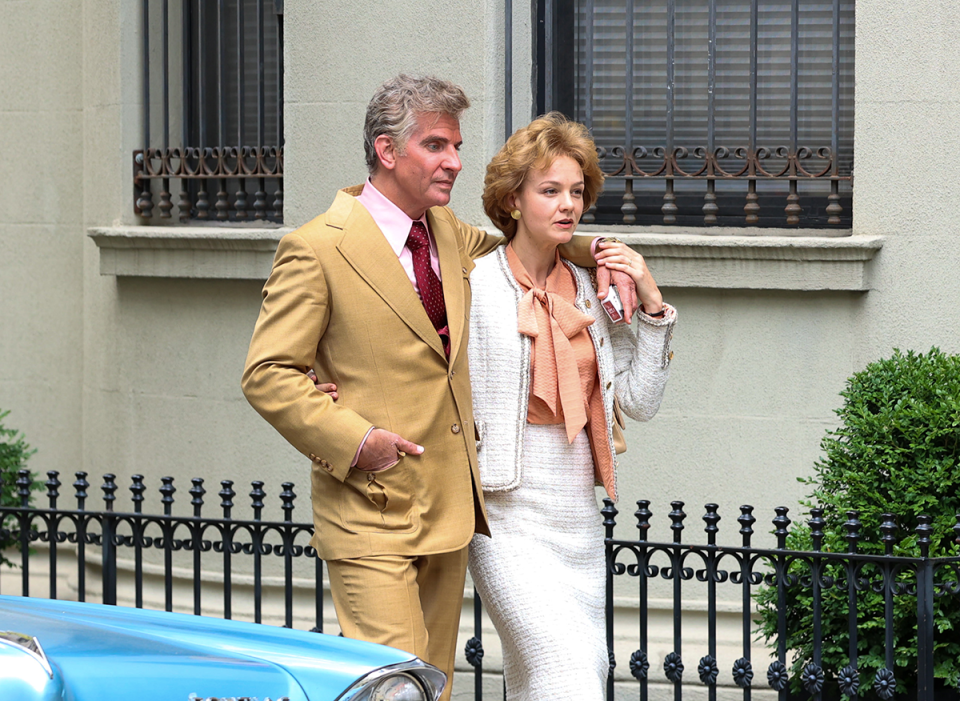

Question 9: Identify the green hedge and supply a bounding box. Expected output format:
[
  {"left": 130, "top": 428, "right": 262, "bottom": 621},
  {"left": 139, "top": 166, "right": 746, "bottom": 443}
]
[
  {"left": 756, "top": 348, "right": 960, "bottom": 698},
  {"left": 1, "top": 409, "right": 38, "bottom": 568}
]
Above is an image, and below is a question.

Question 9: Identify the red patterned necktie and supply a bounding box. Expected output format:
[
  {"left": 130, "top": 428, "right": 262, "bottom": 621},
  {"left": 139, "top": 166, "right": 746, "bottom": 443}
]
[{"left": 406, "top": 221, "right": 449, "bottom": 356}]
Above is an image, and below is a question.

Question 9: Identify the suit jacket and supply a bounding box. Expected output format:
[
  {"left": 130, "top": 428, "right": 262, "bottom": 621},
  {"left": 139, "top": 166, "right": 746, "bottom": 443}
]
[{"left": 242, "top": 184, "right": 597, "bottom": 560}]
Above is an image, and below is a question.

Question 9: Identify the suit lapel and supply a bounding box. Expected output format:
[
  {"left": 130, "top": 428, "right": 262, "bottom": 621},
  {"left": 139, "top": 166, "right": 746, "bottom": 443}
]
[
  {"left": 429, "top": 209, "right": 465, "bottom": 364},
  {"left": 334, "top": 194, "right": 446, "bottom": 358}
]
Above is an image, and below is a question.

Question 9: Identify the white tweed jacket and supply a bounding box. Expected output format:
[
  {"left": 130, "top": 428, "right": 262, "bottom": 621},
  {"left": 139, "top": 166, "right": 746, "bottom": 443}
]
[{"left": 468, "top": 245, "right": 676, "bottom": 502}]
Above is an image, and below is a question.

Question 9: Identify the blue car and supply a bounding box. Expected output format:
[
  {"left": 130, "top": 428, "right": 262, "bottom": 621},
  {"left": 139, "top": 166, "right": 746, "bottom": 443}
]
[{"left": 0, "top": 595, "right": 445, "bottom": 701}]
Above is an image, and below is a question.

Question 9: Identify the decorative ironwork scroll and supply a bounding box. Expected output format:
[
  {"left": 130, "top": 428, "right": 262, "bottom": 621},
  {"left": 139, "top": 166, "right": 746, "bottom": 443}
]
[{"left": 134, "top": 146, "right": 283, "bottom": 223}]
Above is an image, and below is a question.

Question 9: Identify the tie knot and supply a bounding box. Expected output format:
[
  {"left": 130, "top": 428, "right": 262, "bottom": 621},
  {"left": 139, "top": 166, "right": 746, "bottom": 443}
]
[{"left": 407, "top": 222, "right": 429, "bottom": 252}]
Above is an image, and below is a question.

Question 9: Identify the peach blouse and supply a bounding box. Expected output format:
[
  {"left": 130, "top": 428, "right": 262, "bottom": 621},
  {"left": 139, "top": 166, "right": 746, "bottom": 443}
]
[{"left": 506, "top": 245, "right": 616, "bottom": 484}]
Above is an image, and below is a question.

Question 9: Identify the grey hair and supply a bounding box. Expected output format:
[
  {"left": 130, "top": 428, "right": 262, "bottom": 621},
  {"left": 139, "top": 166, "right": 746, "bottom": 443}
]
[{"left": 363, "top": 75, "right": 471, "bottom": 174}]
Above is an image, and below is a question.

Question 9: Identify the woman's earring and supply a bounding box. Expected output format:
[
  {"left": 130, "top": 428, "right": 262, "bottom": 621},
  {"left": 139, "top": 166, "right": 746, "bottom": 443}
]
[{"left": 510, "top": 209, "right": 522, "bottom": 220}]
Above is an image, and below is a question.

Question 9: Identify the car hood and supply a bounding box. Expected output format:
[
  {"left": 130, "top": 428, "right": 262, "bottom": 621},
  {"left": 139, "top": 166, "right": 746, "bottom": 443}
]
[{"left": 0, "top": 596, "right": 416, "bottom": 701}]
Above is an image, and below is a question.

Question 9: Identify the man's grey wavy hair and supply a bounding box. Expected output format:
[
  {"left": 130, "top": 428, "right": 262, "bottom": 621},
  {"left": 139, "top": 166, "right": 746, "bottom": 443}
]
[{"left": 363, "top": 75, "right": 471, "bottom": 174}]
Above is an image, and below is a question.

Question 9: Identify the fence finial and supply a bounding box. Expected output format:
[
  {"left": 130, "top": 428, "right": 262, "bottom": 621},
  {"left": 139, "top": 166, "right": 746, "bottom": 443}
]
[
  {"left": 880, "top": 513, "right": 898, "bottom": 554},
  {"left": 809, "top": 508, "right": 825, "bottom": 551},
  {"left": 190, "top": 478, "right": 206, "bottom": 517},
  {"left": 635, "top": 500, "right": 651, "bottom": 541},
  {"left": 219, "top": 480, "right": 236, "bottom": 517},
  {"left": 16, "top": 469, "right": 32, "bottom": 507},
  {"left": 73, "top": 471, "right": 89, "bottom": 510},
  {"left": 738, "top": 504, "right": 756, "bottom": 546},
  {"left": 773, "top": 506, "right": 791, "bottom": 549},
  {"left": 101, "top": 474, "right": 117, "bottom": 511},
  {"left": 843, "top": 510, "right": 861, "bottom": 553},
  {"left": 160, "top": 476, "right": 176, "bottom": 516},
  {"left": 915, "top": 514, "right": 933, "bottom": 558},
  {"left": 130, "top": 474, "right": 146, "bottom": 513},
  {"left": 669, "top": 501, "right": 686, "bottom": 543},
  {"left": 280, "top": 482, "right": 296, "bottom": 522},
  {"left": 250, "top": 481, "right": 266, "bottom": 518},
  {"left": 45, "top": 471, "right": 60, "bottom": 508},
  {"left": 703, "top": 503, "right": 720, "bottom": 545}
]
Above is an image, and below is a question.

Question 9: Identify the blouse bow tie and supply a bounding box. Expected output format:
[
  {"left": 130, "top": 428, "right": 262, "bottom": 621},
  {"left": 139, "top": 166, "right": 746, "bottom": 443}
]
[{"left": 516, "top": 269, "right": 595, "bottom": 444}]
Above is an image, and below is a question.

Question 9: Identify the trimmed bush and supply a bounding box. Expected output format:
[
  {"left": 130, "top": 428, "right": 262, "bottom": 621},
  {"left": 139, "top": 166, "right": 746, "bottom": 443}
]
[
  {"left": 756, "top": 348, "right": 960, "bottom": 697},
  {"left": 1, "top": 409, "right": 38, "bottom": 568}
]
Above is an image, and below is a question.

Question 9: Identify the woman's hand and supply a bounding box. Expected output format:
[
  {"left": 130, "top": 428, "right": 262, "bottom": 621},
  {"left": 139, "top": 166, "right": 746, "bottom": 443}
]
[{"left": 595, "top": 240, "right": 663, "bottom": 316}]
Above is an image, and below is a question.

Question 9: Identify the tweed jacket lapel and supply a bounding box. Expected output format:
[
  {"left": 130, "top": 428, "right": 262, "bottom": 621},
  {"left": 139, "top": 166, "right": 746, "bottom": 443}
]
[
  {"left": 427, "top": 208, "right": 465, "bottom": 364},
  {"left": 332, "top": 189, "right": 447, "bottom": 359}
]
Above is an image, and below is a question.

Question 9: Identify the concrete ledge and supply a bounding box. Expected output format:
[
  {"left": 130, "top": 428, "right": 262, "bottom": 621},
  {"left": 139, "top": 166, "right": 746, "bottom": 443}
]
[
  {"left": 598, "top": 231, "right": 884, "bottom": 291},
  {"left": 88, "top": 225, "right": 292, "bottom": 279},
  {"left": 89, "top": 225, "right": 883, "bottom": 289}
]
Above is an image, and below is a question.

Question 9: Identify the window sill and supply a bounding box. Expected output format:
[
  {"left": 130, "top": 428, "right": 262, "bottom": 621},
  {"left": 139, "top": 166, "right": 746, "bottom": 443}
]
[
  {"left": 88, "top": 225, "right": 292, "bottom": 280},
  {"left": 584, "top": 229, "right": 883, "bottom": 291},
  {"left": 89, "top": 226, "right": 883, "bottom": 290}
]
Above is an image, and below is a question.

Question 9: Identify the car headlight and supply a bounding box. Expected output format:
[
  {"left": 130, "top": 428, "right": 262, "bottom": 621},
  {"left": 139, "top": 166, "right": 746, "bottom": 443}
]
[
  {"left": 368, "top": 672, "right": 426, "bottom": 700},
  {"left": 336, "top": 660, "right": 445, "bottom": 701}
]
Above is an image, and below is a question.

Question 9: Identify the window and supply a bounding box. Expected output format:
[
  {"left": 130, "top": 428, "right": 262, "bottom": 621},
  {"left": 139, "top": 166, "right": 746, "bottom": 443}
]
[
  {"left": 538, "top": 0, "right": 854, "bottom": 229},
  {"left": 134, "top": 0, "right": 284, "bottom": 223}
]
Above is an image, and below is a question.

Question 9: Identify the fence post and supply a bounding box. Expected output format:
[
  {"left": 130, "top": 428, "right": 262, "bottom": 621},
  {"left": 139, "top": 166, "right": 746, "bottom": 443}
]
[
  {"left": 915, "top": 515, "right": 935, "bottom": 701},
  {"left": 16, "top": 469, "right": 32, "bottom": 596},
  {"left": 464, "top": 589, "right": 484, "bottom": 701},
  {"left": 101, "top": 474, "right": 117, "bottom": 605},
  {"left": 603, "top": 497, "right": 619, "bottom": 701}
]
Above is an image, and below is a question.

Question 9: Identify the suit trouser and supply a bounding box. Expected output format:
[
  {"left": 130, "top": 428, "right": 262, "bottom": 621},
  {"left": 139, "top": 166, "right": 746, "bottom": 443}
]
[{"left": 326, "top": 546, "right": 469, "bottom": 701}]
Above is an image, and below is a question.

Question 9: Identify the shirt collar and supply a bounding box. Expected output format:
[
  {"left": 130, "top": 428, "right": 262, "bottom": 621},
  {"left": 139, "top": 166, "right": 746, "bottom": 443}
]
[{"left": 355, "top": 177, "right": 430, "bottom": 256}]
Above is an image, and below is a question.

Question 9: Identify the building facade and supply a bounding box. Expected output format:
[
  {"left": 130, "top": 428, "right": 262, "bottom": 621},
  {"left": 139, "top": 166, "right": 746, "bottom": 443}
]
[{"left": 2, "top": 0, "right": 959, "bottom": 697}]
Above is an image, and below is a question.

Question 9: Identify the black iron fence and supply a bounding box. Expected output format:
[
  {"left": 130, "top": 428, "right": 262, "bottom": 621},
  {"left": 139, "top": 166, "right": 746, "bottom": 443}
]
[{"left": 3, "top": 471, "right": 959, "bottom": 701}]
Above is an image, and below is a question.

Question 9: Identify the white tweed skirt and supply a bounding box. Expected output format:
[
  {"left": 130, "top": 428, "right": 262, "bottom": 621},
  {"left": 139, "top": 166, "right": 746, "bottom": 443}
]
[{"left": 469, "top": 423, "right": 607, "bottom": 701}]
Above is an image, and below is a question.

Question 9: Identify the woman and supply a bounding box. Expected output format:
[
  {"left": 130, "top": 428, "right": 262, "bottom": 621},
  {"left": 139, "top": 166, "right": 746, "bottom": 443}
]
[{"left": 468, "top": 112, "right": 676, "bottom": 700}]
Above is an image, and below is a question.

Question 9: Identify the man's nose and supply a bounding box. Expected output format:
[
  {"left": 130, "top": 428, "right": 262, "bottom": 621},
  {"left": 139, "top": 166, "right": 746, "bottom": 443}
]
[{"left": 443, "top": 146, "right": 462, "bottom": 173}]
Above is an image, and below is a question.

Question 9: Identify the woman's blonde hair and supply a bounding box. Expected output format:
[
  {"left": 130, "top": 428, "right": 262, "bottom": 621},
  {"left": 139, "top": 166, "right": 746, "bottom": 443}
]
[{"left": 483, "top": 112, "right": 604, "bottom": 240}]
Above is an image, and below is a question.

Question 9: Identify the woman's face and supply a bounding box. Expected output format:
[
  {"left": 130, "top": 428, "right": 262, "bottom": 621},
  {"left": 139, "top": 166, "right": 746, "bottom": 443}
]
[{"left": 510, "top": 155, "right": 584, "bottom": 249}]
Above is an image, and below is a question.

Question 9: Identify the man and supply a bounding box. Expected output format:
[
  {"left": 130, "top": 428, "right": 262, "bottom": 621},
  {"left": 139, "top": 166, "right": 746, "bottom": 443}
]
[{"left": 241, "top": 75, "right": 635, "bottom": 699}]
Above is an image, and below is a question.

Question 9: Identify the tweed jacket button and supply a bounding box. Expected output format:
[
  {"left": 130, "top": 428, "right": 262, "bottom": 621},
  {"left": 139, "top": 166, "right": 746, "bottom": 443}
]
[
  {"left": 451, "top": 423, "right": 461, "bottom": 434},
  {"left": 606, "top": 381, "right": 612, "bottom": 389},
  {"left": 585, "top": 300, "right": 592, "bottom": 308},
  {"left": 600, "top": 338, "right": 604, "bottom": 347}
]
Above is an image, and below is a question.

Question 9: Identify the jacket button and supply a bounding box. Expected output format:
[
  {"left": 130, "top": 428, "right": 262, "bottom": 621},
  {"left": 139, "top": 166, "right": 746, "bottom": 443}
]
[
  {"left": 600, "top": 338, "right": 605, "bottom": 347},
  {"left": 585, "top": 300, "right": 592, "bottom": 309},
  {"left": 367, "top": 473, "right": 375, "bottom": 481},
  {"left": 606, "top": 381, "right": 612, "bottom": 389},
  {"left": 451, "top": 423, "right": 461, "bottom": 434},
  {"left": 462, "top": 267, "right": 468, "bottom": 274},
  {"left": 669, "top": 351, "right": 675, "bottom": 361}
]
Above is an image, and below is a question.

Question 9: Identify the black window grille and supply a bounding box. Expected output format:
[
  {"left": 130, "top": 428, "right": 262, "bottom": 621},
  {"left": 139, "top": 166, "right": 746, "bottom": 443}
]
[
  {"left": 134, "top": 0, "right": 284, "bottom": 223},
  {"left": 538, "top": 0, "right": 854, "bottom": 229}
]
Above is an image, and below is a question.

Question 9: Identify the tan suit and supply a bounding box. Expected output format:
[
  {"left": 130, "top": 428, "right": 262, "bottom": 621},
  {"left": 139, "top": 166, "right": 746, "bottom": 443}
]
[{"left": 241, "top": 184, "right": 596, "bottom": 691}]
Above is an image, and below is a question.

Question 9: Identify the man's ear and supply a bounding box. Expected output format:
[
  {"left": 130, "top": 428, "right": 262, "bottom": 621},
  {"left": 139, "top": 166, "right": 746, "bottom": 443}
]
[{"left": 374, "top": 134, "right": 398, "bottom": 171}]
